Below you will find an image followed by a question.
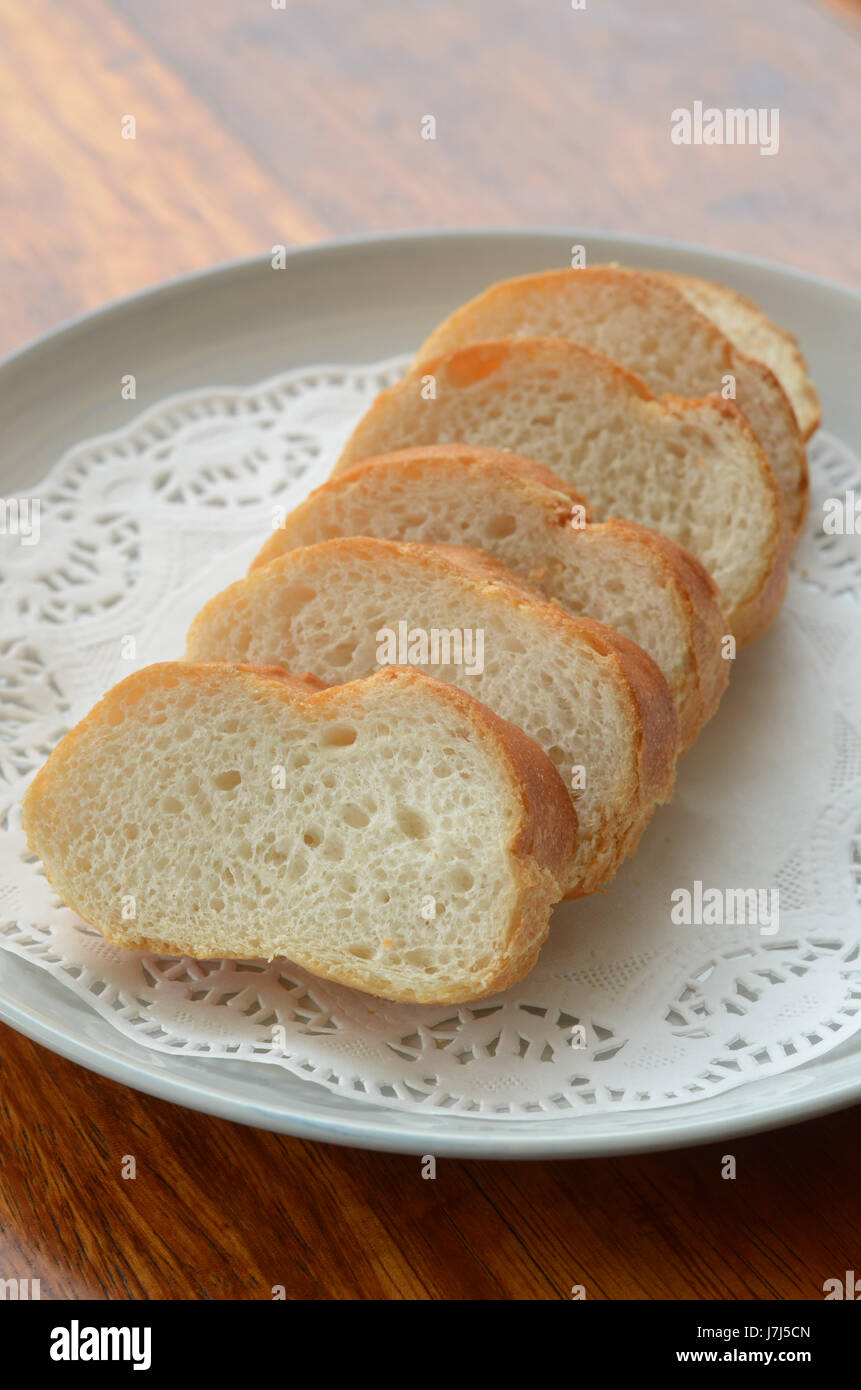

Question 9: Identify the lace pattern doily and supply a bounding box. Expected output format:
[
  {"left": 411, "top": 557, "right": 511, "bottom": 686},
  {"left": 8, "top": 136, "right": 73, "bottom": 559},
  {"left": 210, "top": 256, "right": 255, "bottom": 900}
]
[{"left": 2, "top": 359, "right": 860, "bottom": 1120}]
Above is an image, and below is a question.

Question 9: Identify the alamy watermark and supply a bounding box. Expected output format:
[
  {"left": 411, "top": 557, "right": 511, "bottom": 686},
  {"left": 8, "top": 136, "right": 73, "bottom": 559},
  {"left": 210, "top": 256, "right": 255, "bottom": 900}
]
[
  {"left": 822, "top": 491, "right": 861, "bottom": 534},
  {"left": 671, "top": 880, "right": 779, "bottom": 936},
  {"left": 50, "top": 1321, "right": 151, "bottom": 1370},
  {"left": 0, "top": 497, "right": 40, "bottom": 545},
  {"left": 376, "top": 622, "right": 485, "bottom": 676},
  {"left": 0, "top": 1277, "right": 40, "bottom": 1299},
  {"left": 671, "top": 102, "right": 779, "bottom": 157}
]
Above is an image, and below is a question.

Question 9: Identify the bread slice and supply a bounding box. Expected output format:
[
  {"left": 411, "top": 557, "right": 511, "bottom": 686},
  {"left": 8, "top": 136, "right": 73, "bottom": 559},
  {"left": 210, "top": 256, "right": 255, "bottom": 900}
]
[
  {"left": 186, "top": 537, "right": 679, "bottom": 898},
  {"left": 333, "top": 338, "right": 788, "bottom": 645},
  {"left": 413, "top": 266, "right": 808, "bottom": 532},
  {"left": 653, "top": 271, "right": 821, "bottom": 439},
  {"left": 21, "top": 662, "right": 578, "bottom": 1004},
  {"left": 253, "top": 445, "right": 728, "bottom": 751}
]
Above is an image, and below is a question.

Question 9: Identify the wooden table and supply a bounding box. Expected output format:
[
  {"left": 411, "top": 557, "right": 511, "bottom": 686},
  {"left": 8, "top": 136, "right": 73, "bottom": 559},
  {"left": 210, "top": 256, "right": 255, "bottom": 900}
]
[{"left": 1, "top": 0, "right": 859, "bottom": 1301}]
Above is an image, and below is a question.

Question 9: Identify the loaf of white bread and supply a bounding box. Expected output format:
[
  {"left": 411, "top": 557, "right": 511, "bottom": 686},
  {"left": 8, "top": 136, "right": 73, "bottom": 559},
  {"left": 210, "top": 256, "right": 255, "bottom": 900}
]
[{"left": 22, "top": 264, "right": 819, "bottom": 1004}]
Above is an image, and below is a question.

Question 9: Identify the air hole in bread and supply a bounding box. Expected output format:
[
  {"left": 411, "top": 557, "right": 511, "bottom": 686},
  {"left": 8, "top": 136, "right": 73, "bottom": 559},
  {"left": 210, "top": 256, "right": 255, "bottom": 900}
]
[
  {"left": 328, "top": 641, "right": 358, "bottom": 668},
  {"left": 396, "top": 808, "right": 430, "bottom": 840},
  {"left": 213, "top": 770, "right": 242, "bottom": 790},
  {"left": 341, "top": 803, "right": 371, "bottom": 829},
  {"left": 404, "top": 948, "right": 435, "bottom": 968},
  {"left": 448, "top": 867, "right": 474, "bottom": 891},
  {"left": 485, "top": 513, "right": 518, "bottom": 539},
  {"left": 321, "top": 724, "right": 358, "bottom": 747},
  {"left": 285, "top": 854, "right": 308, "bottom": 882},
  {"left": 283, "top": 584, "right": 317, "bottom": 612}
]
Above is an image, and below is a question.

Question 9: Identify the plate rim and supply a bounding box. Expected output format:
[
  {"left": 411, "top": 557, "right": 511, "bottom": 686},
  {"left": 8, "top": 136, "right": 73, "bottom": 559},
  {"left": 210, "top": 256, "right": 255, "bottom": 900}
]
[
  {"left": 2, "top": 985, "right": 860, "bottom": 1158},
  {"left": 2, "top": 224, "right": 860, "bottom": 384},
  {"left": 3, "top": 224, "right": 860, "bottom": 1158}
]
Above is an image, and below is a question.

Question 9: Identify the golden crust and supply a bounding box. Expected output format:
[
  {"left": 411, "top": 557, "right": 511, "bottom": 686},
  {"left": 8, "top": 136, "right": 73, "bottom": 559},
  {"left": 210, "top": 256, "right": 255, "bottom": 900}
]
[
  {"left": 22, "top": 662, "right": 577, "bottom": 1005},
  {"left": 586, "top": 518, "right": 728, "bottom": 749},
  {"left": 658, "top": 393, "right": 790, "bottom": 646},
  {"left": 411, "top": 267, "right": 809, "bottom": 535},
  {"left": 728, "top": 349, "right": 809, "bottom": 534},
  {"left": 337, "top": 443, "right": 592, "bottom": 509}
]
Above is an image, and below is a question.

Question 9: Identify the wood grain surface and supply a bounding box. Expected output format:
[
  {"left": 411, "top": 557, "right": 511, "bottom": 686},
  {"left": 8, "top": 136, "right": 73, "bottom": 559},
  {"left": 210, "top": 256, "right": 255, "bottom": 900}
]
[{"left": 1, "top": 0, "right": 859, "bottom": 1302}]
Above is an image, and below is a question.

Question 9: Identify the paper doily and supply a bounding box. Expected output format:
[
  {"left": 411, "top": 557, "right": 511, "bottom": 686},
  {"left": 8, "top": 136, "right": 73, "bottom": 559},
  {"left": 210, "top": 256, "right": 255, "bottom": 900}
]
[{"left": 2, "top": 359, "right": 860, "bottom": 1120}]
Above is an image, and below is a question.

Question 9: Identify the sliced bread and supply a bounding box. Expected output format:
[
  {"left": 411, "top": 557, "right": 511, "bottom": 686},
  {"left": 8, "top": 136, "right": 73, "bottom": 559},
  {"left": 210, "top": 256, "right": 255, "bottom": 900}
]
[
  {"left": 186, "top": 537, "right": 680, "bottom": 898},
  {"left": 653, "top": 271, "right": 821, "bottom": 439},
  {"left": 253, "top": 445, "right": 728, "bottom": 750},
  {"left": 333, "top": 338, "right": 788, "bottom": 645},
  {"left": 413, "top": 266, "right": 808, "bottom": 532},
  {"left": 21, "top": 662, "right": 578, "bottom": 1004}
]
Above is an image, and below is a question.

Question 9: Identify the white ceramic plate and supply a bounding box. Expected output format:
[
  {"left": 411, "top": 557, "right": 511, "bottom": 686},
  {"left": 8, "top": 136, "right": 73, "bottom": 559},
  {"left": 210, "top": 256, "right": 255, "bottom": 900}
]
[{"left": 3, "top": 228, "right": 861, "bottom": 1157}]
